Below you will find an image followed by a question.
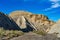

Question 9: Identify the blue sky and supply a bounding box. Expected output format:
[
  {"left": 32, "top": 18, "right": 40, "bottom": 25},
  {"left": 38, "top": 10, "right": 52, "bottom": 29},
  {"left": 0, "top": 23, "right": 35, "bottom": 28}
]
[{"left": 0, "top": 0, "right": 60, "bottom": 21}]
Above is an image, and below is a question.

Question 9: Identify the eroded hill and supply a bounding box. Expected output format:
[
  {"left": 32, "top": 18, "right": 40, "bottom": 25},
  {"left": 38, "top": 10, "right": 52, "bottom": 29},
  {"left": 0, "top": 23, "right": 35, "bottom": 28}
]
[{"left": 9, "top": 11, "right": 55, "bottom": 32}]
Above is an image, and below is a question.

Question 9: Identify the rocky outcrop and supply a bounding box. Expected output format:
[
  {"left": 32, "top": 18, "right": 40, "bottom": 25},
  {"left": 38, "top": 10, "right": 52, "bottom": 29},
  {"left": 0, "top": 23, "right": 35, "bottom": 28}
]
[
  {"left": 16, "top": 16, "right": 34, "bottom": 32},
  {"left": 0, "top": 12, "right": 20, "bottom": 30},
  {"left": 9, "top": 11, "right": 55, "bottom": 32},
  {"left": 16, "top": 16, "right": 27, "bottom": 29},
  {"left": 48, "top": 19, "right": 60, "bottom": 37}
]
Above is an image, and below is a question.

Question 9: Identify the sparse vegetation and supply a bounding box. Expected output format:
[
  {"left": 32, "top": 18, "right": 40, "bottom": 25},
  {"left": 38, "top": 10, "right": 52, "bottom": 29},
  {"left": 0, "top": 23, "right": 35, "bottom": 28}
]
[
  {"left": 0, "top": 28, "right": 24, "bottom": 39},
  {"left": 33, "top": 30, "right": 46, "bottom": 36}
]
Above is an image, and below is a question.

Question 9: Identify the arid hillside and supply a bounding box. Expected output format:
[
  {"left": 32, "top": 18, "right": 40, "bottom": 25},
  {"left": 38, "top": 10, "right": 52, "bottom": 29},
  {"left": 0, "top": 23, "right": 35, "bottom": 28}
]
[
  {"left": 9, "top": 11, "right": 55, "bottom": 32},
  {"left": 0, "top": 11, "right": 60, "bottom": 40}
]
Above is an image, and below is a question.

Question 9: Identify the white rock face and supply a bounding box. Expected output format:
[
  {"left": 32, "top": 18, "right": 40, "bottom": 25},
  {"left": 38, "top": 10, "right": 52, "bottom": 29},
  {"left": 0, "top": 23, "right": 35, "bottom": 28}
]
[
  {"left": 48, "top": 20, "right": 60, "bottom": 37},
  {"left": 16, "top": 16, "right": 27, "bottom": 29}
]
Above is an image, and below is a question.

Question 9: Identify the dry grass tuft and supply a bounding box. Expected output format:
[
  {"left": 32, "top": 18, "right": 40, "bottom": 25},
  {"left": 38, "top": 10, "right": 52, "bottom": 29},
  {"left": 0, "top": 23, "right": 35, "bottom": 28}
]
[
  {"left": 0, "top": 28, "right": 24, "bottom": 39},
  {"left": 33, "top": 30, "right": 46, "bottom": 36}
]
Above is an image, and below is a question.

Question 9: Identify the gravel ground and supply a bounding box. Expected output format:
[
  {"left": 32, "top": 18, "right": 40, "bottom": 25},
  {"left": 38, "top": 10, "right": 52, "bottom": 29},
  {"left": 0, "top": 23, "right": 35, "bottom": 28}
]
[{"left": 10, "top": 32, "right": 60, "bottom": 40}]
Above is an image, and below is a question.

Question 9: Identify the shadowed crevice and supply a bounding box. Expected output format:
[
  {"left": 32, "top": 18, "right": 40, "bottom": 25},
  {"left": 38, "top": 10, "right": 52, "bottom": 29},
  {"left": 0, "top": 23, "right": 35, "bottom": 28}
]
[{"left": 20, "top": 17, "right": 34, "bottom": 32}]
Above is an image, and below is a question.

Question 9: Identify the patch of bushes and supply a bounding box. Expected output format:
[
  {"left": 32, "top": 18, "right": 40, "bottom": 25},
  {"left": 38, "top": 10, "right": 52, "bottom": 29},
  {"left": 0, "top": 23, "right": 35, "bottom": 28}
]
[
  {"left": 0, "top": 28, "right": 24, "bottom": 39},
  {"left": 33, "top": 30, "right": 46, "bottom": 36}
]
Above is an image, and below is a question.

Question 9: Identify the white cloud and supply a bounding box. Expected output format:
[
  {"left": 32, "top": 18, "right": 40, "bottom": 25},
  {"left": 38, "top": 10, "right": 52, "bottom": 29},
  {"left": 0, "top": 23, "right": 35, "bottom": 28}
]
[
  {"left": 50, "top": 0, "right": 60, "bottom": 8},
  {"left": 44, "top": 0, "right": 60, "bottom": 11},
  {"left": 50, "top": 0, "right": 60, "bottom": 2},
  {"left": 51, "top": 3, "right": 60, "bottom": 8}
]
